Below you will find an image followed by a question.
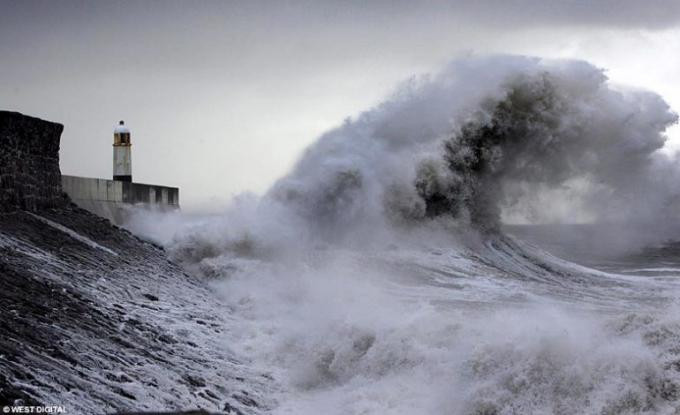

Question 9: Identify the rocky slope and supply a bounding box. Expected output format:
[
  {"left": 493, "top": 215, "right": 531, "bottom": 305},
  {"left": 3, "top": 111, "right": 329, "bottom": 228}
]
[{"left": 0, "top": 112, "right": 269, "bottom": 414}]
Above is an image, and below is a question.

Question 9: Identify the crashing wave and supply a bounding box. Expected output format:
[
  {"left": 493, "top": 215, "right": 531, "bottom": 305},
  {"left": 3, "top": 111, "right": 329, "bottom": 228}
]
[
  {"left": 263, "top": 56, "right": 677, "bottom": 241},
  {"left": 127, "top": 55, "right": 680, "bottom": 415}
]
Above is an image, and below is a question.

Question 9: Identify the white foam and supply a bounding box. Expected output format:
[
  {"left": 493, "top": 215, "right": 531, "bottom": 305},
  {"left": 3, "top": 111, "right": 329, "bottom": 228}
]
[{"left": 28, "top": 213, "right": 119, "bottom": 256}]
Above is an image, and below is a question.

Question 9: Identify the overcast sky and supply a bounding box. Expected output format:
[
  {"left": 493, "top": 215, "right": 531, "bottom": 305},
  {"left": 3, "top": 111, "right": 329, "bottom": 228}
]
[{"left": 2, "top": 0, "right": 680, "bottom": 211}]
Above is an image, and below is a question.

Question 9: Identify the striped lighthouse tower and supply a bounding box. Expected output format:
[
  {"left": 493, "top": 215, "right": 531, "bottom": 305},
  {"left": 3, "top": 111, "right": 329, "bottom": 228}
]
[{"left": 113, "top": 120, "right": 132, "bottom": 182}]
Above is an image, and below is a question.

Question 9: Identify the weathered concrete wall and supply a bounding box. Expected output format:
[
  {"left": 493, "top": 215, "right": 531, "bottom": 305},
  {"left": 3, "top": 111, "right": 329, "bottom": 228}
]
[
  {"left": 122, "top": 180, "right": 179, "bottom": 206},
  {"left": 62, "top": 175, "right": 179, "bottom": 224},
  {"left": 61, "top": 175, "right": 124, "bottom": 202},
  {"left": 0, "top": 111, "right": 68, "bottom": 212}
]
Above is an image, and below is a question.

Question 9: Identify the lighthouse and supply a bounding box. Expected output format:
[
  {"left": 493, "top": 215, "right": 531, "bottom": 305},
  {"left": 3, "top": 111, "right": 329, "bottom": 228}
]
[
  {"left": 61, "top": 119, "right": 179, "bottom": 224},
  {"left": 113, "top": 120, "right": 132, "bottom": 182}
]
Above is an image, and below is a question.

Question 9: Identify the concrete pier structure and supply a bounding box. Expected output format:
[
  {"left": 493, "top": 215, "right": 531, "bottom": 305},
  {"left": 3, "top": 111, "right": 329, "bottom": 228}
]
[{"left": 62, "top": 175, "right": 179, "bottom": 224}]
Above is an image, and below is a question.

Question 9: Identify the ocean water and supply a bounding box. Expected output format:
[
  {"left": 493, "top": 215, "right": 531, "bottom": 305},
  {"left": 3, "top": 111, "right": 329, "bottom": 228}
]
[
  {"left": 128, "top": 55, "right": 680, "bottom": 414},
  {"left": 192, "top": 231, "right": 680, "bottom": 415}
]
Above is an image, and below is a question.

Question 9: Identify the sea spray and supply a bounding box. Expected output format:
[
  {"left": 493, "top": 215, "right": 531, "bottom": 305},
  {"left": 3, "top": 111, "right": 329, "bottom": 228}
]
[{"left": 126, "top": 55, "right": 680, "bottom": 415}]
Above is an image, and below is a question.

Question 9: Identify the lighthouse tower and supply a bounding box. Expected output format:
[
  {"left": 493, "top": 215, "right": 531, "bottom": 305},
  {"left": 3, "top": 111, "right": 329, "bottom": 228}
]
[{"left": 113, "top": 120, "right": 132, "bottom": 182}]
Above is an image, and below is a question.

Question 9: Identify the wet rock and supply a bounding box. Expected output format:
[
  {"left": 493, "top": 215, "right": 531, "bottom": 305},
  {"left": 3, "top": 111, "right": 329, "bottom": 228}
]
[
  {"left": 105, "top": 372, "right": 134, "bottom": 383},
  {"left": 182, "top": 374, "right": 207, "bottom": 388},
  {"left": 157, "top": 334, "right": 178, "bottom": 345},
  {"left": 232, "top": 392, "right": 259, "bottom": 408},
  {"left": 223, "top": 402, "right": 244, "bottom": 415},
  {"left": 112, "top": 386, "right": 136, "bottom": 400},
  {"left": 0, "top": 374, "right": 42, "bottom": 406}
]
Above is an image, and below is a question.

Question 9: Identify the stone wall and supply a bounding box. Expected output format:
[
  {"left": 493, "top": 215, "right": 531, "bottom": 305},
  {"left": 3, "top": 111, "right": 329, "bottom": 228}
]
[{"left": 0, "top": 111, "right": 68, "bottom": 211}]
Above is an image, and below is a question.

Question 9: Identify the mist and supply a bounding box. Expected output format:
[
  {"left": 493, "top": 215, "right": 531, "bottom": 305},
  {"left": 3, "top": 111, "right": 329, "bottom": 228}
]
[
  {"left": 127, "top": 55, "right": 680, "bottom": 260},
  {"left": 115, "top": 54, "right": 680, "bottom": 415}
]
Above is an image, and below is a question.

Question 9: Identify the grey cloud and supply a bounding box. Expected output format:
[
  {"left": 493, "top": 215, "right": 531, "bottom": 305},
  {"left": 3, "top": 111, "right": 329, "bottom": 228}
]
[{"left": 445, "top": 0, "right": 680, "bottom": 29}]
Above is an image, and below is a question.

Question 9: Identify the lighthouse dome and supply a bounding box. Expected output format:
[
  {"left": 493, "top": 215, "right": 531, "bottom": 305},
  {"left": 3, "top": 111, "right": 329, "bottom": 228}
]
[{"left": 114, "top": 120, "right": 130, "bottom": 134}]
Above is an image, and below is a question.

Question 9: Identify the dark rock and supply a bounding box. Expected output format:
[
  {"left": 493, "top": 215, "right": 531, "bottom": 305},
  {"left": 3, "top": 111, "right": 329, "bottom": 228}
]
[
  {"left": 106, "top": 372, "right": 134, "bottom": 383},
  {"left": 223, "top": 402, "right": 244, "bottom": 415},
  {"left": 232, "top": 392, "right": 259, "bottom": 408},
  {"left": 143, "top": 293, "right": 160, "bottom": 301},
  {"left": 0, "top": 374, "right": 42, "bottom": 406},
  {"left": 203, "top": 389, "right": 219, "bottom": 400},
  {"left": 182, "top": 374, "right": 206, "bottom": 388},
  {"left": 157, "top": 334, "right": 178, "bottom": 345},
  {"left": 113, "top": 386, "right": 137, "bottom": 400}
]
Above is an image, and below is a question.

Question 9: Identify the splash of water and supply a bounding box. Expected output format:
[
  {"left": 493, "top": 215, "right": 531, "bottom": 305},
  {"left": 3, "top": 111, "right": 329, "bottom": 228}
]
[{"left": 127, "top": 55, "right": 680, "bottom": 415}]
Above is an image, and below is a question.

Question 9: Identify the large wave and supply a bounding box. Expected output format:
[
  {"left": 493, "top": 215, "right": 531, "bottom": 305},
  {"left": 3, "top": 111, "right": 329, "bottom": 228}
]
[
  {"left": 267, "top": 55, "right": 677, "bottom": 238},
  {"left": 128, "top": 55, "right": 680, "bottom": 415},
  {"left": 132, "top": 56, "right": 679, "bottom": 260}
]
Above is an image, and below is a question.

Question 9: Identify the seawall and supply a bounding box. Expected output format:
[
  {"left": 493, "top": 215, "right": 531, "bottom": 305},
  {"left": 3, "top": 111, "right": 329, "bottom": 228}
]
[
  {"left": 0, "top": 111, "right": 68, "bottom": 212},
  {"left": 62, "top": 175, "right": 179, "bottom": 224},
  {"left": 0, "top": 111, "right": 268, "bottom": 413}
]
